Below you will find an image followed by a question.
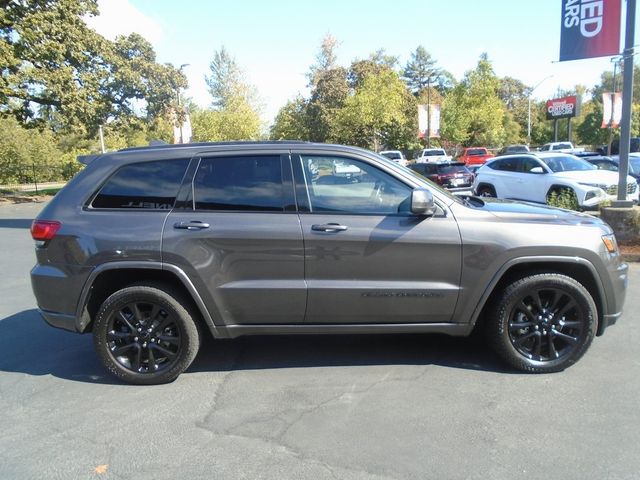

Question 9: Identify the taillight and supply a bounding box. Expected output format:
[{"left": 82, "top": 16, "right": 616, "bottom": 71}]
[{"left": 31, "top": 220, "right": 61, "bottom": 242}]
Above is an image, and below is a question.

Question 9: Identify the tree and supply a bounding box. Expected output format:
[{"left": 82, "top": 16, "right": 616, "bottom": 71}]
[
  {"left": 441, "top": 55, "right": 507, "bottom": 147},
  {"left": 308, "top": 33, "right": 339, "bottom": 87},
  {"left": 331, "top": 69, "right": 414, "bottom": 151},
  {"left": 403, "top": 46, "right": 438, "bottom": 95},
  {"left": 0, "top": 0, "right": 186, "bottom": 135},
  {"left": 200, "top": 47, "right": 262, "bottom": 140},
  {"left": 305, "top": 35, "right": 348, "bottom": 142},
  {"left": 270, "top": 96, "right": 310, "bottom": 140}
]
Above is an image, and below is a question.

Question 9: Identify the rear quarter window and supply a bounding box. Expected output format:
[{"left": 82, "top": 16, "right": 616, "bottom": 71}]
[{"left": 91, "top": 159, "right": 189, "bottom": 209}]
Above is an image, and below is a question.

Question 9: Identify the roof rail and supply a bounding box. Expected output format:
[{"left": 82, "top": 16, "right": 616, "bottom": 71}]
[{"left": 117, "top": 140, "right": 313, "bottom": 152}]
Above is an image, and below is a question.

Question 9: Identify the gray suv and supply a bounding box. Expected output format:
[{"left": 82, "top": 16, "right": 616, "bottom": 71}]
[{"left": 30, "top": 142, "right": 628, "bottom": 384}]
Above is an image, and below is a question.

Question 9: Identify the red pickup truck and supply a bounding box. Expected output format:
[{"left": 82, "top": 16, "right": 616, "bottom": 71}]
[{"left": 459, "top": 147, "right": 494, "bottom": 165}]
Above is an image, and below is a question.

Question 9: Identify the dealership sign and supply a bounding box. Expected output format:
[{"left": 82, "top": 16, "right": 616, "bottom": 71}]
[
  {"left": 559, "top": 0, "right": 621, "bottom": 61},
  {"left": 418, "top": 104, "right": 440, "bottom": 138},
  {"left": 546, "top": 95, "right": 580, "bottom": 120}
]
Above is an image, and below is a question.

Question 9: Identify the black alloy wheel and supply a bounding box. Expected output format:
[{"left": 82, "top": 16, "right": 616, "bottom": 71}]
[
  {"left": 93, "top": 284, "right": 201, "bottom": 385},
  {"left": 508, "top": 287, "right": 585, "bottom": 362},
  {"left": 488, "top": 273, "right": 596, "bottom": 373},
  {"left": 106, "top": 301, "right": 182, "bottom": 374}
]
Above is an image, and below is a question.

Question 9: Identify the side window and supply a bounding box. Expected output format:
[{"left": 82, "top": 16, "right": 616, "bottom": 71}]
[
  {"left": 492, "top": 159, "right": 518, "bottom": 172},
  {"left": 300, "top": 155, "right": 411, "bottom": 215},
  {"left": 193, "top": 155, "right": 285, "bottom": 212},
  {"left": 521, "top": 157, "right": 543, "bottom": 173},
  {"left": 92, "top": 159, "right": 189, "bottom": 209}
]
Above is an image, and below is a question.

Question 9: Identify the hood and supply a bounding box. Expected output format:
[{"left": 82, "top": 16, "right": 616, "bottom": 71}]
[
  {"left": 552, "top": 169, "right": 635, "bottom": 186},
  {"left": 478, "top": 198, "right": 606, "bottom": 227}
]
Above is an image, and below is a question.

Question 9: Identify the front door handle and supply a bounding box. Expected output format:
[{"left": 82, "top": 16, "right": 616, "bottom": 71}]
[
  {"left": 174, "top": 221, "right": 210, "bottom": 230},
  {"left": 311, "top": 223, "right": 348, "bottom": 232}
]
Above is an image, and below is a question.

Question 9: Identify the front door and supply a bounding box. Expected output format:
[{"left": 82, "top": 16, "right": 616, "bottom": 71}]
[
  {"left": 162, "top": 152, "right": 306, "bottom": 325},
  {"left": 292, "top": 152, "right": 462, "bottom": 324}
]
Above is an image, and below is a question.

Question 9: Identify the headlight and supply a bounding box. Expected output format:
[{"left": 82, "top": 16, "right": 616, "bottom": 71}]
[
  {"left": 602, "top": 234, "right": 618, "bottom": 254},
  {"left": 584, "top": 190, "right": 601, "bottom": 201}
]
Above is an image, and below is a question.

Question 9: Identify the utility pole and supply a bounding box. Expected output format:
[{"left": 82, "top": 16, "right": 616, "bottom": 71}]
[
  {"left": 527, "top": 75, "right": 553, "bottom": 146},
  {"left": 98, "top": 125, "right": 105, "bottom": 153},
  {"left": 607, "top": 57, "right": 622, "bottom": 155},
  {"left": 426, "top": 76, "right": 431, "bottom": 148},
  {"left": 614, "top": 0, "right": 636, "bottom": 206},
  {"left": 176, "top": 63, "right": 190, "bottom": 144}
]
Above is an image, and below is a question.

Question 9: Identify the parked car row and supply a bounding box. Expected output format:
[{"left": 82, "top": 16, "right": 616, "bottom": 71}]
[{"left": 472, "top": 152, "right": 639, "bottom": 209}]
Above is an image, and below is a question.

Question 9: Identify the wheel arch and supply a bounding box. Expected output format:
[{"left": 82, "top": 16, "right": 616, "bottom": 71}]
[
  {"left": 475, "top": 182, "right": 497, "bottom": 196},
  {"left": 76, "top": 261, "right": 221, "bottom": 338},
  {"left": 471, "top": 256, "right": 607, "bottom": 336},
  {"left": 546, "top": 183, "right": 576, "bottom": 197}
]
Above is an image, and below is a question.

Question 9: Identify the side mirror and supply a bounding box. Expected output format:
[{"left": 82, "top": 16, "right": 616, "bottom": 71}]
[
  {"left": 411, "top": 188, "right": 435, "bottom": 216},
  {"left": 530, "top": 166, "right": 545, "bottom": 174}
]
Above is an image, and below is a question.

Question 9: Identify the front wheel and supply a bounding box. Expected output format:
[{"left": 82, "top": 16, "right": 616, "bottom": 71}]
[
  {"left": 93, "top": 284, "right": 201, "bottom": 385},
  {"left": 486, "top": 273, "right": 597, "bottom": 373}
]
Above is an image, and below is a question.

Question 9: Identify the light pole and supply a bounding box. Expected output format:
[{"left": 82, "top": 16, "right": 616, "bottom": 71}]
[
  {"left": 607, "top": 56, "right": 623, "bottom": 155},
  {"left": 177, "top": 63, "right": 189, "bottom": 144},
  {"left": 527, "top": 75, "right": 553, "bottom": 145}
]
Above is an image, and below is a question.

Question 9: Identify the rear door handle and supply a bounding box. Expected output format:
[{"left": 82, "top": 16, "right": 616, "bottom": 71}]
[
  {"left": 311, "top": 223, "right": 348, "bottom": 232},
  {"left": 173, "top": 221, "right": 210, "bottom": 230}
]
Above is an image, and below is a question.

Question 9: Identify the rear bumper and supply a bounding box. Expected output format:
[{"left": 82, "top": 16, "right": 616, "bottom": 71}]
[{"left": 39, "top": 309, "right": 78, "bottom": 333}]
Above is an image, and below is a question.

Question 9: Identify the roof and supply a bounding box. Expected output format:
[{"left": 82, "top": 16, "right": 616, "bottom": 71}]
[{"left": 118, "top": 140, "right": 314, "bottom": 152}]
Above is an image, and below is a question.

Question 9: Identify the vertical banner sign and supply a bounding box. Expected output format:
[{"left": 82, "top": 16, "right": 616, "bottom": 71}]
[
  {"left": 560, "top": 0, "right": 621, "bottom": 61},
  {"left": 417, "top": 104, "right": 441, "bottom": 138},
  {"left": 601, "top": 92, "right": 623, "bottom": 127}
]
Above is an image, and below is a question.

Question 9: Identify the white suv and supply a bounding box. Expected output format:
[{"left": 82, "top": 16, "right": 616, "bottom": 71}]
[{"left": 473, "top": 153, "right": 639, "bottom": 208}]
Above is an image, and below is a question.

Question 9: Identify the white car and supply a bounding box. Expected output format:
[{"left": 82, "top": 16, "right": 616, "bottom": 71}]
[
  {"left": 538, "top": 142, "right": 584, "bottom": 154},
  {"left": 415, "top": 148, "right": 452, "bottom": 164},
  {"left": 473, "top": 152, "right": 639, "bottom": 208},
  {"left": 379, "top": 150, "right": 408, "bottom": 166}
]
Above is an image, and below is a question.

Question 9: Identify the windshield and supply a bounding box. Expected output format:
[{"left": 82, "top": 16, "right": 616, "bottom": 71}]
[
  {"left": 540, "top": 155, "right": 597, "bottom": 172},
  {"left": 629, "top": 157, "right": 640, "bottom": 174},
  {"left": 424, "top": 149, "right": 445, "bottom": 156},
  {"left": 381, "top": 152, "right": 401, "bottom": 160},
  {"left": 467, "top": 148, "right": 487, "bottom": 155}
]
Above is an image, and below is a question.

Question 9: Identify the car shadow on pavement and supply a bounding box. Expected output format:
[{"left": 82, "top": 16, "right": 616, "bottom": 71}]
[
  {"left": 0, "top": 309, "right": 117, "bottom": 384},
  {"left": 0, "top": 309, "right": 514, "bottom": 385},
  {"left": 0, "top": 218, "right": 33, "bottom": 229},
  {"left": 188, "top": 331, "right": 514, "bottom": 375}
]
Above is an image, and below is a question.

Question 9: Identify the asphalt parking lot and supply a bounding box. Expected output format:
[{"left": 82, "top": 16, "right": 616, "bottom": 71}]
[{"left": 1, "top": 202, "right": 639, "bottom": 480}]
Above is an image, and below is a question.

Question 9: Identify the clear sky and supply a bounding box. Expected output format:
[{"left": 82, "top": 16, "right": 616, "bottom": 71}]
[{"left": 87, "top": 0, "right": 638, "bottom": 123}]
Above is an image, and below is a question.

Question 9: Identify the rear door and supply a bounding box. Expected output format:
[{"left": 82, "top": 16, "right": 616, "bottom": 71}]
[
  {"left": 293, "top": 151, "right": 462, "bottom": 324},
  {"left": 162, "top": 151, "right": 306, "bottom": 325}
]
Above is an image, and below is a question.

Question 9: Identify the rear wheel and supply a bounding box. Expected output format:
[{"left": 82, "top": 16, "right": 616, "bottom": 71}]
[
  {"left": 476, "top": 184, "right": 496, "bottom": 197},
  {"left": 93, "top": 284, "right": 201, "bottom": 385},
  {"left": 486, "top": 273, "right": 596, "bottom": 373}
]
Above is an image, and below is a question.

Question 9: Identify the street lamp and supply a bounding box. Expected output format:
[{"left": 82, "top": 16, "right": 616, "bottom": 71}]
[
  {"left": 177, "top": 63, "right": 190, "bottom": 144},
  {"left": 527, "top": 75, "right": 554, "bottom": 145}
]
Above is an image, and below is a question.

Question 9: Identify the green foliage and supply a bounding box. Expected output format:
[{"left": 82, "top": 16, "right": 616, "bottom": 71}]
[
  {"left": 331, "top": 69, "right": 414, "bottom": 151},
  {"left": 0, "top": 117, "right": 73, "bottom": 184},
  {"left": 270, "top": 96, "right": 310, "bottom": 140},
  {"left": 402, "top": 46, "right": 453, "bottom": 95},
  {"left": 547, "top": 189, "right": 579, "bottom": 211},
  {"left": 1, "top": 0, "right": 186, "bottom": 135}
]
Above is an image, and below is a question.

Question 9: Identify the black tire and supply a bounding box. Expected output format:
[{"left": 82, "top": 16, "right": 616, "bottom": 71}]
[
  {"left": 476, "top": 184, "right": 496, "bottom": 197},
  {"left": 486, "top": 273, "right": 596, "bottom": 373},
  {"left": 93, "top": 283, "right": 201, "bottom": 385}
]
